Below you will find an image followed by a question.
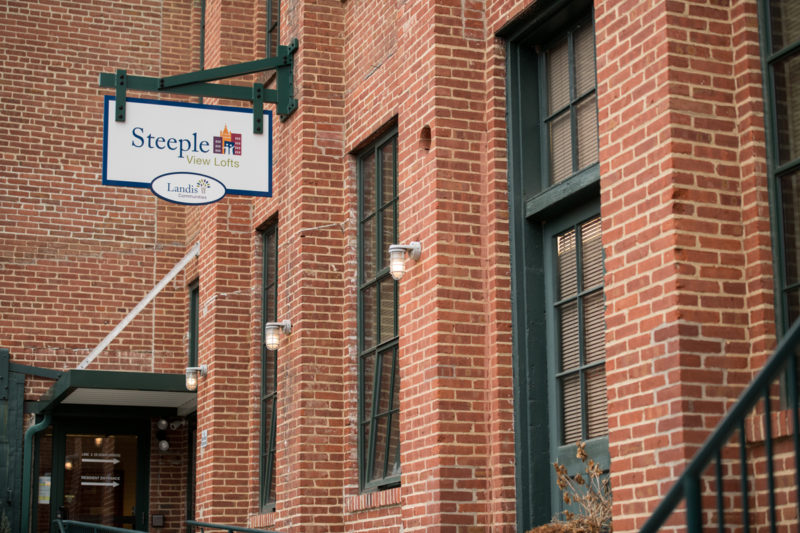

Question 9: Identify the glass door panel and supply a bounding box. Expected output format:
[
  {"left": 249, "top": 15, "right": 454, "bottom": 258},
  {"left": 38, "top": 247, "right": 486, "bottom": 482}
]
[{"left": 62, "top": 433, "right": 138, "bottom": 529}]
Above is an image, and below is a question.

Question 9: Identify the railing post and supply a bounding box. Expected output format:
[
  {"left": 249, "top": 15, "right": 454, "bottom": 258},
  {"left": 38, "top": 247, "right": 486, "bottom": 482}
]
[{"left": 684, "top": 475, "right": 702, "bottom": 533}]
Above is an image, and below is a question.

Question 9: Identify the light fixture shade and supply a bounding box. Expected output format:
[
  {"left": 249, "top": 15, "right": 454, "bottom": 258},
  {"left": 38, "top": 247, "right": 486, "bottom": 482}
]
[
  {"left": 185, "top": 370, "right": 198, "bottom": 391},
  {"left": 389, "top": 247, "right": 406, "bottom": 280},
  {"left": 265, "top": 326, "right": 280, "bottom": 350},
  {"left": 264, "top": 320, "right": 292, "bottom": 350},
  {"left": 158, "top": 439, "right": 170, "bottom": 452},
  {"left": 185, "top": 365, "right": 207, "bottom": 391},
  {"left": 388, "top": 242, "right": 421, "bottom": 280}
]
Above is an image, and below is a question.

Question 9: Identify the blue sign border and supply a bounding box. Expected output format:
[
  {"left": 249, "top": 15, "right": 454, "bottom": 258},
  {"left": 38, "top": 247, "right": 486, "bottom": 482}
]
[{"left": 102, "top": 95, "right": 273, "bottom": 198}]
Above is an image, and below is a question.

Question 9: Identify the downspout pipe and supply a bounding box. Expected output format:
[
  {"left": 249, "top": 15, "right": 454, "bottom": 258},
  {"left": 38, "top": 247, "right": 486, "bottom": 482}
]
[{"left": 20, "top": 413, "right": 51, "bottom": 533}]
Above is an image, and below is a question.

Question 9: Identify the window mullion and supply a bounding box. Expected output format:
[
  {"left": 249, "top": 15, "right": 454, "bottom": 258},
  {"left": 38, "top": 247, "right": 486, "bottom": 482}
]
[
  {"left": 366, "top": 349, "right": 383, "bottom": 483},
  {"left": 568, "top": 29, "right": 579, "bottom": 176},
  {"left": 576, "top": 223, "right": 590, "bottom": 441}
]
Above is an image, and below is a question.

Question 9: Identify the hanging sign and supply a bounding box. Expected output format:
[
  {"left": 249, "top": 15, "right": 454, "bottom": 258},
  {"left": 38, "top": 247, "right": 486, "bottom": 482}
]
[{"left": 102, "top": 96, "right": 272, "bottom": 205}]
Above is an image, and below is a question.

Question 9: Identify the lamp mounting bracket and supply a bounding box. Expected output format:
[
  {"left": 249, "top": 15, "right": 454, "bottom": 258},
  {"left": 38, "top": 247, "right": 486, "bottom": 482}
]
[{"left": 99, "top": 38, "right": 298, "bottom": 133}]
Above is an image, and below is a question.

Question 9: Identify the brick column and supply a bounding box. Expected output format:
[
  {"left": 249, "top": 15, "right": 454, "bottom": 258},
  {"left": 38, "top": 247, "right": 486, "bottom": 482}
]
[
  {"left": 396, "top": 1, "right": 516, "bottom": 531},
  {"left": 268, "top": 1, "right": 348, "bottom": 531},
  {"left": 192, "top": 0, "right": 260, "bottom": 526},
  {"left": 595, "top": 0, "right": 773, "bottom": 530}
]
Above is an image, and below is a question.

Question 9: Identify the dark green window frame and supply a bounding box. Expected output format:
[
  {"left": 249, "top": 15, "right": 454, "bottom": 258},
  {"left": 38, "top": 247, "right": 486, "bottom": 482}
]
[
  {"left": 260, "top": 224, "right": 279, "bottom": 511},
  {"left": 199, "top": 0, "right": 206, "bottom": 71},
  {"left": 188, "top": 282, "right": 199, "bottom": 368},
  {"left": 267, "top": 0, "right": 280, "bottom": 58},
  {"left": 759, "top": 0, "right": 800, "bottom": 334},
  {"left": 357, "top": 128, "right": 401, "bottom": 491},
  {"left": 501, "top": 0, "right": 603, "bottom": 529}
]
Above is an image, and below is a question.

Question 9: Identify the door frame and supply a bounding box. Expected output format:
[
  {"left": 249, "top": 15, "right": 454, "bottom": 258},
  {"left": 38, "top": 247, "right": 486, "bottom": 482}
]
[{"left": 48, "top": 414, "right": 150, "bottom": 530}]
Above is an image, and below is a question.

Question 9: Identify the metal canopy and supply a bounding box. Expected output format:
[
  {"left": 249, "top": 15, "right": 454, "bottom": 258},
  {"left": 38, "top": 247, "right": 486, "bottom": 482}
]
[{"left": 34, "top": 369, "right": 195, "bottom": 415}]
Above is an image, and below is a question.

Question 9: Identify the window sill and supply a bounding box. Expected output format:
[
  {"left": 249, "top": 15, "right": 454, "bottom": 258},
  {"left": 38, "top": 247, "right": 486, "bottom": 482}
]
[
  {"left": 344, "top": 486, "right": 401, "bottom": 513},
  {"left": 525, "top": 164, "right": 600, "bottom": 220},
  {"left": 249, "top": 511, "right": 276, "bottom": 529}
]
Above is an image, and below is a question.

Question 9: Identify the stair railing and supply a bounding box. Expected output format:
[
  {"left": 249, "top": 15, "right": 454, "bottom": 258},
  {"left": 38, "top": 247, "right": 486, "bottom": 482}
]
[{"left": 640, "top": 317, "right": 800, "bottom": 532}]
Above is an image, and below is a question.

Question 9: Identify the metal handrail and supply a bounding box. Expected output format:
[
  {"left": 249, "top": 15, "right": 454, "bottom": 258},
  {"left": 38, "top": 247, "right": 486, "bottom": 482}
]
[
  {"left": 54, "top": 519, "right": 147, "bottom": 533},
  {"left": 640, "top": 317, "right": 800, "bottom": 532},
  {"left": 186, "top": 520, "right": 282, "bottom": 533}
]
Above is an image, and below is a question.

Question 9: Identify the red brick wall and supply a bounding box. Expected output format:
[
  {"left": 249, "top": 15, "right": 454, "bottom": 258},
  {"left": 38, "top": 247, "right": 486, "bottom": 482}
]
[
  {"left": 1, "top": 0, "right": 200, "bottom": 529},
  {"left": 595, "top": 0, "right": 773, "bottom": 529},
  {"left": 4, "top": 0, "right": 786, "bottom": 531}
]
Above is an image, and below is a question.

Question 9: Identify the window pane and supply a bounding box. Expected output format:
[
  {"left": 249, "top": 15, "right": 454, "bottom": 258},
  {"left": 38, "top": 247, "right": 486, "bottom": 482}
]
[
  {"left": 371, "top": 415, "right": 389, "bottom": 481},
  {"left": 584, "top": 292, "right": 606, "bottom": 365},
  {"left": 788, "top": 288, "right": 800, "bottom": 324},
  {"left": 362, "top": 352, "right": 376, "bottom": 418},
  {"left": 362, "top": 284, "right": 377, "bottom": 349},
  {"left": 362, "top": 151, "right": 376, "bottom": 213},
  {"left": 361, "top": 420, "right": 371, "bottom": 475},
  {"left": 560, "top": 373, "right": 581, "bottom": 445},
  {"left": 379, "top": 278, "right": 396, "bottom": 343},
  {"left": 381, "top": 141, "right": 396, "bottom": 206},
  {"left": 549, "top": 111, "right": 572, "bottom": 184},
  {"left": 387, "top": 411, "right": 400, "bottom": 476},
  {"left": 581, "top": 216, "right": 603, "bottom": 288},
  {"left": 586, "top": 367, "right": 608, "bottom": 439},
  {"left": 268, "top": 456, "right": 276, "bottom": 504},
  {"left": 576, "top": 95, "right": 599, "bottom": 171},
  {"left": 265, "top": 230, "right": 277, "bottom": 282},
  {"left": 771, "top": 0, "right": 800, "bottom": 52},
  {"left": 574, "top": 22, "right": 596, "bottom": 96},
  {"left": 559, "top": 302, "right": 579, "bottom": 371},
  {"left": 270, "top": 0, "right": 279, "bottom": 23},
  {"left": 381, "top": 207, "right": 395, "bottom": 270},
  {"left": 773, "top": 51, "right": 800, "bottom": 165},
  {"left": 264, "top": 291, "right": 275, "bottom": 326},
  {"left": 547, "top": 36, "right": 570, "bottom": 113},
  {"left": 377, "top": 348, "right": 394, "bottom": 415},
  {"left": 262, "top": 397, "right": 274, "bottom": 463},
  {"left": 264, "top": 345, "right": 276, "bottom": 396},
  {"left": 391, "top": 348, "right": 399, "bottom": 410},
  {"left": 362, "top": 215, "right": 377, "bottom": 279},
  {"left": 557, "top": 227, "right": 577, "bottom": 299},
  {"left": 781, "top": 171, "right": 800, "bottom": 286},
  {"left": 268, "top": 32, "right": 278, "bottom": 58}
]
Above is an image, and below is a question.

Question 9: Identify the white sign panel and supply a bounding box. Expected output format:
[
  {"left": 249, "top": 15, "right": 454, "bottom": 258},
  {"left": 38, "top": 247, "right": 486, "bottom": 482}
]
[{"left": 102, "top": 96, "right": 272, "bottom": 204}]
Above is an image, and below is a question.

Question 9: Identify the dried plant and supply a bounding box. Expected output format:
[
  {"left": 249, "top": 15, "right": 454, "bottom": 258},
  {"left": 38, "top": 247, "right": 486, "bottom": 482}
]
[{"left": 527, "top": 442, "right": 612, "bottom": 533}]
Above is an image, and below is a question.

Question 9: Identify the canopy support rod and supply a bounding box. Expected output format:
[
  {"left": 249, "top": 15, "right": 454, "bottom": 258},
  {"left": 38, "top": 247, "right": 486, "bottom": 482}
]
[{"left": 76, "top": 242, "right": 200, "bottom": 370}]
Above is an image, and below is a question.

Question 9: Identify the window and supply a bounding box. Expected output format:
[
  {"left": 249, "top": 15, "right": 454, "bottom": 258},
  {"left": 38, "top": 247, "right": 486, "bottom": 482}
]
[
  {"left": 188, "top": 282, "right": 199, "bottom": 368},
  {"left": 761, "top": 0, "right": 800, "bottom": 331},
  {"left": 543, "top": 207, "right": 608, "bottom": 489},
  {"left": 544, "top": 21, "right": 598, "bottom": 186},
  {"left": 503, "top": 0, "right": 605, "bottom": 528},
  {"left": 260, "top": 225, "right": 278, "bottom": 510},
  {"left": 267, "top": 0, "right": 280, "bottom": 58},
  {"left": 358, "top": 129, "right": 400, "bottom": 490}
]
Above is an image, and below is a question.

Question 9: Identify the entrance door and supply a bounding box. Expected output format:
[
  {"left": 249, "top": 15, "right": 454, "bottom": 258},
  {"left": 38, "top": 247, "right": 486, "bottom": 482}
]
[{"left": 50, "top": 419, "right": 149, "bottom": 530}]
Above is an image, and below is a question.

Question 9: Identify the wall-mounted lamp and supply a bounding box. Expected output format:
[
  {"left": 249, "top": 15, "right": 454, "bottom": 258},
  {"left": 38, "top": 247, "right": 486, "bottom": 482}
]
[
  {"left": 185, "top": 365, "right": 207, "bottom": 391},
  {"left": 264, "top": 320, "right": 292, "bottom": 351},
  {"left": 388, "top": 242, "right": 422, "bottom": 280},
  {"left": 156, "top": 430, "right": 169, "bottom": 452}
]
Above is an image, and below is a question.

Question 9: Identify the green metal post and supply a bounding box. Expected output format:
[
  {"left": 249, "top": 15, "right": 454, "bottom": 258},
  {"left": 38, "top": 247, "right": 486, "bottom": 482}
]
[
  {"left": 252, "top": 83, "right": 264, "bottom": 134},
  {"left": 115, "top": 69, "right": 127, "bottom": 122},
  {"left": 684, "top": 475, "right": 702, "bottom": 533},
  {"left": 20, "top": 413, "right": 51, "bottom": 533}
]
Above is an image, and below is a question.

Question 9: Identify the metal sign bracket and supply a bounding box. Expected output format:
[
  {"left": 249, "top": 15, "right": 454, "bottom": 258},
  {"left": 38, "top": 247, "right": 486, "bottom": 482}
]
[{"left": 99, "top": 38, "right": 298, "bottom": 133}]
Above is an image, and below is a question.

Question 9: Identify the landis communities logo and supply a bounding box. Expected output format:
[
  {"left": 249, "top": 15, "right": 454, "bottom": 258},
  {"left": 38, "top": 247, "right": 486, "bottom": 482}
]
[{"left": 137, "top": 125, "right": 243, "bottom": 205}]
